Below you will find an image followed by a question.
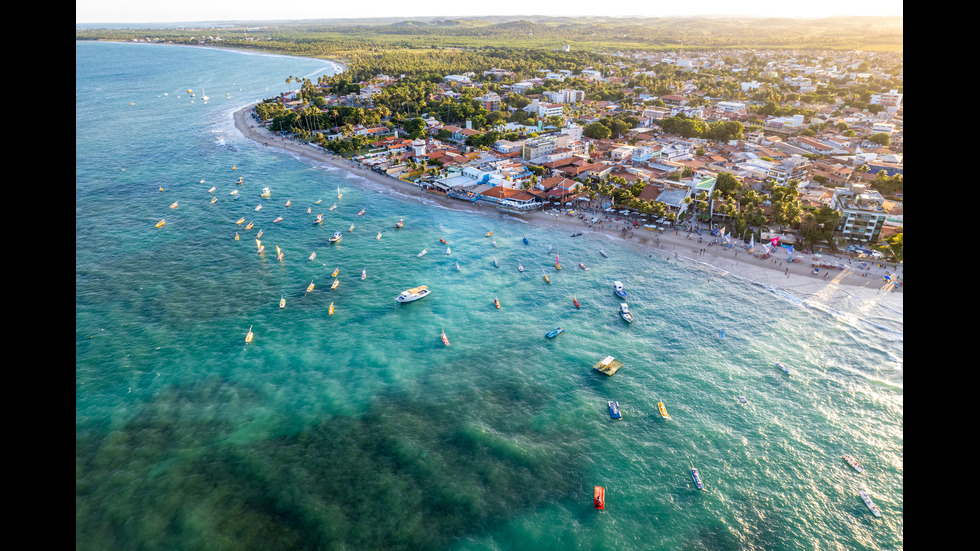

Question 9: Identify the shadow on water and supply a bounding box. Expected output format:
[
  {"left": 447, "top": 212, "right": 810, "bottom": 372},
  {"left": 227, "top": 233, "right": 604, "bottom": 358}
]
[{"left": 76, "top": 372, "right": 587, "bottom": 550}]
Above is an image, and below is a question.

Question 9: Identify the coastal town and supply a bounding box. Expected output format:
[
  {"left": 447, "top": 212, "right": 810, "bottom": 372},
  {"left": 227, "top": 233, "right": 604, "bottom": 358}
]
[{"left": 248, "top": 47, "right": 903, "bottom": 265}]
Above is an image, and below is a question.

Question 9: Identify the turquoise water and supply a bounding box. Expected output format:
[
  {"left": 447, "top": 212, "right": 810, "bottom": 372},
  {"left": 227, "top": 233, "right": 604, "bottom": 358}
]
[{"left": 76, "top": 41, "right": 903, "bottom": 550}]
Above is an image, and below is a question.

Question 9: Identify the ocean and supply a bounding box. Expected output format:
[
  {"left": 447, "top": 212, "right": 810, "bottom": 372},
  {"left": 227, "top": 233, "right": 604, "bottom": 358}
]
[{"left": 76, "top": 41, "right": 903, "bottom": 550}]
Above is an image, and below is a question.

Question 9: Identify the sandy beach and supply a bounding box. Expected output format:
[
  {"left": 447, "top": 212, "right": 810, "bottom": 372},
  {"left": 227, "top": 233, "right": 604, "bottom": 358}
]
[{"left": 232, "top": 105, "right": 902, "bottom": 298}]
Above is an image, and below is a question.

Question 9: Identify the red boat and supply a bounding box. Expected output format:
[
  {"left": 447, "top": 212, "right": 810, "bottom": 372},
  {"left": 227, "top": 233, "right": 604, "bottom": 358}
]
[
  {"left": 573, "top": 297, "right": 581, "bottom": 308},
  {"left": 440, "top": 238, "right": 447, "bottom": 244},
  {"left": 594, "top": 486, "right": 605, "bottom": 510}
]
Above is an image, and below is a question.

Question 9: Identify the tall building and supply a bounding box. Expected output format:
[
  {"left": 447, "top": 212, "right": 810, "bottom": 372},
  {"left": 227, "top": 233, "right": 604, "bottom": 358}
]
[{"left": 832, "top": 183, "right": 888, "bottom": 243}]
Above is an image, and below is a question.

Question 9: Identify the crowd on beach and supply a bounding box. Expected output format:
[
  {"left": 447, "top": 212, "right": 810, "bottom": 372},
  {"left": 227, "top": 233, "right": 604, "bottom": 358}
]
[{"left": 233, "top": 106, "right": 902, "bottom": 296}]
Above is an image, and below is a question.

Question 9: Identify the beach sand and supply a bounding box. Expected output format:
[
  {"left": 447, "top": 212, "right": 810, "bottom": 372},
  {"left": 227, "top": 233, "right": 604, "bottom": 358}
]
[{"left": 233, "top": 105, "right": 902, "bottom": 298}]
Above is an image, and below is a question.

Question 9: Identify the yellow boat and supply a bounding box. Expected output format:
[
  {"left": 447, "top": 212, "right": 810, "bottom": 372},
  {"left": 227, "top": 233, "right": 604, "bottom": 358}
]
[
  {"left": 658, "top": 402, "right": 669, "bottom": 419},
  {"left": 275, "top": 245, "right": 283, "bottom": 261},
  {"left": 169, "top": 201, "right": 179, "bottom": 209},
  {"left": 285, "top": 200, "right": 291, "bottom": 207},
  {"left": 236, "top": 217, "right": 245, "bottom": 225},
  {"left": 245, "top": 222, "right": 254, "bottom": 230},
  {"left": 306, "top": 281, "right": 315, "bottom": 293},
  {"left": 155, "top": 219, "right": 165, "bottom": 228},
  {"left": 210, "top": 196, "right": 217, "bottom": 204},
  {"left": 245, "top": 325, "right": 254, "bottom": 344},
  {"left": 331, "top": 268, "right": 340, "bottom": 277},
  {"left": 279, "top": 296, "right": 286, "bottom": 309},
  {"left": 331, "top": 279, "right": 339, "bottom": 290},
  {"left": 234, "top": 232, "right": 240, "bottom": 240},
  {"left": 543, "top": 273, "right": 551, "bottom": 284},
  {"left": 329, "top": 302, "right": 335, "bottom": 315},
  {"left": 494, "top": 296, "right": 501, "bottom": 309},
  {"left": 485, "top": 231, "right": 493, "bottom": 237}
]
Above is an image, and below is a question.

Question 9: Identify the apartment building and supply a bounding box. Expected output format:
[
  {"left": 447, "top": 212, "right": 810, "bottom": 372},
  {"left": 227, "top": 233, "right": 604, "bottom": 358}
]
[{"left": 832, "top": 183, "right": 888, "bottom": 242}]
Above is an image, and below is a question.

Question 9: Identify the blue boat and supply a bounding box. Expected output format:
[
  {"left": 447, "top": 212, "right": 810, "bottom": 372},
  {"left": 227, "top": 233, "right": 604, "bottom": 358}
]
[
  {"left": 523, "top": 235, "right": 529, "bottom": 245},
  {"left": 545, "top": 327, "right": 564, "bottom": 339},
  {"left": 777, "top": 362, "right": 791, "bottom": 376},
  {"left": 613, "top": 281, "right": 627, "bottom": 299},
  {"left": 691, "top": 467, "right": 705, "bottom": 490},
  {"left": 608, "top": 401, "right": 622, "bottom": 419}
]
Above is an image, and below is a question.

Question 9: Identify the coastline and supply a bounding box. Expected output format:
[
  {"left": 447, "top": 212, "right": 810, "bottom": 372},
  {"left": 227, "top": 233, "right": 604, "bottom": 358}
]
[{"left": 232, "top": 105, "right": 902, "bottom": 301}]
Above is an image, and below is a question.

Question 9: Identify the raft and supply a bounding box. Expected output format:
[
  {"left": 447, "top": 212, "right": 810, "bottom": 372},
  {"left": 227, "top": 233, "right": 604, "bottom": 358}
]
[
  {"left": 593, "top": 486, "right": 605, "bottom": 510},
  {"left": 592, "top": 355, "right": 623, "bottom": 376}
]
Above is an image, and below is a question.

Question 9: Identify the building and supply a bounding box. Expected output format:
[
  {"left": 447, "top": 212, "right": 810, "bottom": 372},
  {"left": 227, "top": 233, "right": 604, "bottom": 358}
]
[
  {"left": 474, "top": 91, "right": 502, "bottom": 111},
  {"left": 767, "top": 155, "right": 811, "bottom": 186},
  {"left": 870, "top": 89, "right": 903, "bottom": 112},
  {"left": 832, "top": 183, "right": 888, "bottom": 242}
]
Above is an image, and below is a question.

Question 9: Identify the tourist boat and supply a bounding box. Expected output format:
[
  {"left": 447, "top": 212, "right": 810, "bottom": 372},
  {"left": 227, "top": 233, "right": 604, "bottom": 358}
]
[
  {"left": 155, "top": 219, "right": 165, "bottom": 228},
  {"left": 599, "top": 249, "right": 608, "bottom": 258},
  {"left": 545, "top": 327, "right": 564, "bottom": 339},
  {"left": 361, "top": 269, "right": 366, "bottom": 280},
  {"left": 446, "top": 247, "right": 451, "bottom": 255},
  {"left": 328, "top": 302, "right": 335, "bottom": 315},
  {"left": 592, "top": 355, "right": 623, "bottom": 376},
  {"left": 493, "top": 256, "right": 499, "bottom": 267},
  {"left": 210, "top": 197, "right": 217, "bottom": 204},
  {"left": 245, "top": 221, "right": 253, "bottom": 230},
  {"left": 306, "top": 281, "right": 315, "bottom": 293},
  {"left": 608, "top": 401, "right": 622, "bottom": 419},
  {"left": 619, "top": 303, "right": 634, "bottom": 324},
  {"left": 348, "top": 223, "right": 355, "bottom": 232},
  {"left": 543, "top": 273, "right": 551, "bottom": 284},
  {"left": 417, "top": 249, "right": 427, "bottom": 257},
  {"left": 309, "top": 251, "right": 316, "bottom": 261},
  {"left": 396, "top": 286, "right": 430, "bottom": 303},
  {"left": 777, "top": 362, "right": 791, "bottom": 376},
  {"left": 331, "top": 279, "right": 339, "bottom": 290},
  {"left": 245, "top": 325, "right": 253, "bottom": 344},
  {"left": 843, "top": 453, "right": 864, "bottom": 473},
  {"left": 441, "top": 327, "right": 450, "bottom": 346},
  {"left": 579, "top": 263, "right": 588, "bottom": 270},
  {"left": 236, "top": 217, "right": 246, "bottom": 225},
  {"left": 273, "top": 216, "right": 283, "bottom": 223},
  {"left": 691, "top": 467, "right": 705, "bottom": 490},
  {"left": 440, "top": 238, "right": 447, "bottom": 244},
  {"left": 313, "top": 214, "right": 324, "bottom": 225},
  {"left": 376, "top": 232, "right": 382, "bottom": 240},
  {"left": 329, "top": 231, "right": 342, "bottom": 243},
  {"left": 395, "top": 219, "right": 404, "bottom": 228},
  {"left": 494, "top": 296, "right": 500, "bottom": 309},
  {"left": 331, "top": 267, "right": 340, "bottom": 277},
  {"left": 357, "top": 208, "right": 365, "bottom": 216},
  {"left": 613, "top": 281, "right": 627, "bottom": 299},
  {"left": 329, "top": 203, "right": 337, "bottom": 211},
  {"left": 522, "top": 235, "right": 529, "bottom": 245},
  {"left": 255, "top": 204, "right": 262, "bottom": 211},
  {"left": 573, "top": 297, "right": 581, "bottom": 308},
  {"left": 485, "top": 231, "right": 493, "bottom": 237},
  {"left": 859, "top": 489, "right": 881, "bottom": 517},
  {"left": 593, "top": 486, "right": 605, "bottom": 510},
  {"left": 518, "top": 263, "right": 524, "bottom": 272},
  {"left": 658, "top": 402, "right": 669, "bottom": 419},
  {"left": 169, "top": 201, "right": 179, "bottom": 209},
  {"left": 260, "top": 187, "right": 271, "bottom": 198}
]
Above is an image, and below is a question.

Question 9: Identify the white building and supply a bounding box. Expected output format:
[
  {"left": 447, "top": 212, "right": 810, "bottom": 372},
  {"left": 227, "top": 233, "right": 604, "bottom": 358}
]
[{"left": 832, "top": 183, "right": 888, "bottom": 242}]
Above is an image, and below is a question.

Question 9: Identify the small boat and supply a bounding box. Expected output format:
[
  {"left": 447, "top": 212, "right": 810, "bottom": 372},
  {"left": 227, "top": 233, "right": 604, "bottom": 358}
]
[
  {"left": 309, "top": 251, "right": 317, "bottom": 261},
  {"left": 613, "top": 281, "right": 627, "bottom": 299},
  {"left": 236, "top": 176, "right": 243, "bottom": 184},
  {"left": 522, "top": 235, "right": 529, "bottom": 245},
  {"left": 245, "top": 325, "right": 254, "bottom": 344},
  {"left": 543, "top": 273, "right": 551, "bottom": 284},
  {"left": 328, "top": 203, "right": 337, "bottom": 211},
  {"left": 313, "top": 214, "right": 324, "bottom": 225},
  {"left": 777, "top": 362, "right": 791, "bottom": 376},
  {"left": 208, "top": 186, "right": 216, "bottom": 193},
  {"left": 396, "top": 286, "right": 430, "bottom": 303},
  {"left": 592, "top": 355, "right": 623, "bottom": 376},
  {"left": 719, "top": 328, "right": 726, "bottom": 339},
  {"left": 256, "top": 229, "right": 263, "bottom": 238},
  {"left": 593, "top": 486, "right": 605, "bottom": 510},
  {"left": 285, "top": 200, "right": 291, "bottom": 207},
  {"left": 446, "top": 247, "right": 451, "bottom": 255},
  {"left": 491, "top": 238, "right": 497, "bottom": 248},
  {"left": 376, "top": 232, "right": 382, "bottom": 240},
  {"left": 169, "top": 201, "right": 179, "bottom": 209},
  {"left": 348, "top": 223, "right": 355, "bottom": 232},
  {"left": 658, "top": 402, "right": 669, "bottom": 419},
  {"left": 331, "top": 267, "right": 340, "bottom": 277},
  {"left": 210, "top": 197, "right": 217, "bottom": 204},
  {"left": 314, "top": 199, "right": 323, "bottom": 205},
  {"left": 331, "top": 279, "right": 339, "bottom": 290},
  {"left": 279, "top": 296, "right": 286, "bottom": 309},
  {"left": 492, "top": 256, "right": 499, "bottom": 267},
  {"left": 545, "top": 327, "right": 564, "bottom": 339},
  {"left": 273, "top": 216, "right": 283, "bottom": 223},
  {"left": 234, "top": 232, "right": 239, "bottom": 240},
  {"left": 494, "top": 296, "right": 500, "bottom": 309},
  {"left": 608, "top": 401, "right": 622, "bottom": 419},
  {"left": 328, "top": 302, "right": 335, "bottom": 315},
  {"left": 337, "top": 186, "right": 342, "bottom": 200},
  {"left": 306, "top": 281, "right": 315, "bottom": 293},
  {"left": 357, "top": 208, "right": 365, "bottom": 216},
  {"left": 570, "top": 232, "right": 582, "bottom": 237},
  {"left": 245, "top": 221, "right": 253, "bottom": 230},
  {"left": 599, "top": 249, "right": 608, "bottom": 258},
  {"left": 440, "top": 238, "right": 447, "bottom": 244},
  {"left": 485, "top": 231, "right": 493, "bottom": 237},
  {"left": 619, "top": 303, "right": 634, "bottom": 324},
  {"left": 329, "top": 231, "right": 342, "bottom": 243},
  {"left": 260, "top": 187, "right": 271, "bottom": 198},
  {"left": 255, "top": 240, "right": 264, "bottom": 254},
  {"left": 417, "top": 249, "right": 427, "bottom": 257},
  {"left": 843, "top": 453, "right": 864, "bottom": 473},
  {"left": 395, "top": 219, "right": 404, "bottom": 228},
  {"left": 361, "top": 269, "right": 366, "bottom": 280},
  {"left": 573, "top": 297, "right": 581, "bottom": 308},
  {"left": 518, "top": 263, "right": 524, "bottom": 272},
  {"left": 859, "top": 489, "right": 881, "bottom": 517},
  {"left": 455, "top": 262, "right": 461, "bottom": 272},
  {"left": 275, "top": 245, "right": 283, "bottom": 261},
  {"left": 155, "top": 219, "right": 165, "bottom": 228},
  {"left": 737, "top": 396, "right": 748, "bottom": 404},
  {"left": 579, "top": 263, "right": 588, "bottom": 270},
  {"left": 441, "top": 327, "right": 450, "bottom": 346},
  {"left": 307, "top": 207, "right": 312, "bottom": 213},
  {"left": 236, "top": 217, "right": 245, "bottom": 225},
  {"left": 230, "top": 189, "right": 239, "bottom": 197},
  {"left": 691, "top": 467, "right": 705, "bottom": 490}
]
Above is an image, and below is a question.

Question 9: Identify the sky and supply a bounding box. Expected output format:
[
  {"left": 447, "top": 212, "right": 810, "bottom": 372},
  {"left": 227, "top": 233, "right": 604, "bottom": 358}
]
[{"left": 76, "top": 0, "right": 903, "bottom": 25}]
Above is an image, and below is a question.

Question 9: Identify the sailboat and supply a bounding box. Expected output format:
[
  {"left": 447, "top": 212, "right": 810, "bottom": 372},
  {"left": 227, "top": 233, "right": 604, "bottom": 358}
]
[
  {"left": 208, "top": 186, "right": 216, "bottom": 193},
  {"left": 236, "top": 217, "right": 246, "bottom": 225},
  {"left": 210, "top": 197, "right": 218, "bottom": 204},
  {"left": 309, "top": 251, "right": 317, "bottom": 261},
  {"left": 285, "top": 199, "right": 291, "bottom": 207},
  {"left": 306, "top": 281, "right": 315, "bottom": 294},
  {"left": 446, "top": 247, "right": 451, "bottom": 255},
  {"left": 329, "top": 203, "right": 337, "bottom": 211},
  {"left": 275, "top": 245, "right": 283, "bottom": 261},
  {"left": 337, "top": 186, "right": 343, "bottom": 200},
  {"left": 245, "top": 325, "right": 254, "bottom": 344},
  {"left": 417, "top": 249, "right": 427, "bottom": 257},
  {"left": 518, "top": 263, "right": 524, "bottom": 272},
  {"left": 273, "top": 216, "right": 282, "bottom": 223},
  {"left": 279, "top": 296, "right": 286, "bottom": 309},
  {"left": 331, "top": 279, "right": 339, "bottom": 290},
  {"left": 256, "top": 229, "right": 263, "bottom": 238},
  {"left": 555, "top": 251, "right": 562, "bottom": 270},
  {"left": 328, "top": 302, "right": 335, "bottom": 315},
  {"left": 331, "top": 267, "right": 340, "bottom": 277},
  {"left": 376, "top": 231, "right": 382, "bottom": 240},
  {"left": 491, "top": 238, "right": 497, "bottom": 247},
  {"left": 543, "top": 273, "right": 551, "bottom": 284},
  {"left": 169, "top": 201, "right": 179, "bottom": 209},
  {"left": 349, "top": 223, "right": 355, "bottom": 232},
  {"left": 255, "top": 239, "right": 264, "bottom": 254},
  {"left": 357, "top": 208, "right": 365, "bottom": 216},
  {"left": 155, "top": 219, "right": 165, "bottom": 228},
  {"left": 441, "top": 327, "right": 450, "bottom": 346},
  {"left": 245, "top": 221, "right": 254, "bottom": 230},
  {"left": 234, "top": 232, "right": 239, "bottom": 240},
  {"left": 455, "top": 261, "right": 461, "bottom": 272}
]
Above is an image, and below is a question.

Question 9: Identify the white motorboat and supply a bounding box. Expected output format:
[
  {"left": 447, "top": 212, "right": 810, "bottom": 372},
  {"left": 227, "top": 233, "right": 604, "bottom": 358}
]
[
  {"left": 613, "top": 281, "right": 627, "bottom": 299},
  {"left": 619, "top": 303, "right": 633, "bottom": 323},
  {"left": 396, "top": 286, "right": 430, "bottom": 303}
]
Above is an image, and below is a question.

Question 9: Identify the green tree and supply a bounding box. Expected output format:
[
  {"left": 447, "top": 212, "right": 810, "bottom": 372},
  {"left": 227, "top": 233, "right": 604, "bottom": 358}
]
[{"left": 583, "top": 122, "right": 611, "bottom": 140}]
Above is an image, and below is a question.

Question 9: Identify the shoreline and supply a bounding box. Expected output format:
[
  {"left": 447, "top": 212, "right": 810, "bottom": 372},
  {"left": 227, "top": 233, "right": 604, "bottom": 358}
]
[{"left": 232, "top": 105, "right": 902, "bottom": 299}]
